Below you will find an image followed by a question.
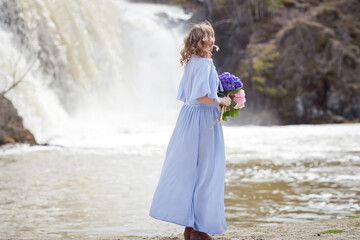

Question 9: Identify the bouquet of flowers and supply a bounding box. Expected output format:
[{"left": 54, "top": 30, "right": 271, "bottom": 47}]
[{"left": 210, "top": 72, "right": 246, "bottom": 129}]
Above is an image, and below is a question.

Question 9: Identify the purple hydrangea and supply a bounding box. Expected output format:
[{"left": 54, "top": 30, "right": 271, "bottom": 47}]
[{"left": 219, "top": 72, "right": 243, "bottom": 91}]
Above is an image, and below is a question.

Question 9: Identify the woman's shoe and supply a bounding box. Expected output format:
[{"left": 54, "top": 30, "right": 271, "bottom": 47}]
[
  {"left": 184, "top": 226, "right": 193, "bottom": 240},
  {"left": 190, "top": 229, "right": 218, "bottom": 240}
]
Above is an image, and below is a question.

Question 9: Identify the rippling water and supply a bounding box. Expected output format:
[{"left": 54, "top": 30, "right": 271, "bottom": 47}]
[{"left": 0, "top": 123, "right": 359, "bottom": 238}]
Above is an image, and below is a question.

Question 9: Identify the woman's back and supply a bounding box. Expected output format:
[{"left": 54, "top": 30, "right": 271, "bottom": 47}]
[{"left": 177, "top": 56, "right": 221, "bottom": 105}]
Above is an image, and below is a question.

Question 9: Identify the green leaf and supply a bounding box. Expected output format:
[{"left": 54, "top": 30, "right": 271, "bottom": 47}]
[
  {"left": 230, "top": 109, "right": 240, "bottom": 117},
  {"left": 222, "top": 115, "right": 228, "bottom": 121},
  {"left": 227, "top": 87, "right": 242, "bottom": 95}
]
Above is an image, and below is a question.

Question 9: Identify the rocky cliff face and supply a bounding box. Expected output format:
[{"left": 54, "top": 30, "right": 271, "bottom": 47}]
[
  {"left": 135, "top": 0, "right": 360, "bottom": 125},
  {"left": 233, "top": 0, "right": 360, "bottom": 125},
  {"left": 0, "top": 95, "right": 36, "bottom": 145}
]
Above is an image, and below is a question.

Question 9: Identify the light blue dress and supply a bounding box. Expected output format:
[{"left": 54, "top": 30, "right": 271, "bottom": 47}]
[{"left": 149, "top": 56, "right": 227, "bottom": 234}]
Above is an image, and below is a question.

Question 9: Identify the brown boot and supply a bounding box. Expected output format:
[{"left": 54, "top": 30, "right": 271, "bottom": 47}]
[
  {"left": 190, "top": 229, "right": 218, "bottom": 240},
  {"left": 184, "top": 226, "right": 193, "bottom": 240}
]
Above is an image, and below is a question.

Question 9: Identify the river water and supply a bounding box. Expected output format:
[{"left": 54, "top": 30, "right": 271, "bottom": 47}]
[{"left": 1, "top": 123, "right": 359, "bottom": 238}]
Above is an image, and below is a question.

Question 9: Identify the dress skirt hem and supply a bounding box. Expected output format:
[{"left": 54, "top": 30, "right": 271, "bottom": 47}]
[{"left": 149, "top": 213, "right": 227, "bottom": 235}]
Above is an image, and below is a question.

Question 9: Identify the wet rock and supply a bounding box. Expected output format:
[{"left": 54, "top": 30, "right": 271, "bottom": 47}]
[{"left": 0, "top": 95, "right": 36, "bottom": 145}]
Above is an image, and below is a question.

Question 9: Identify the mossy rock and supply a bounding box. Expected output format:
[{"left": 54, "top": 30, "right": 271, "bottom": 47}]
[
  {"left": 253, "top": 57, "right": 274, "bottom": 74},
  {"left": 251, "top": 76, "right": 266, "bottom": 84},
  {"left": 265, "top": 87, "right": 278, "bottom": 97},
  {"left": 264, "top": 0, "right": 284, "bottom": 15},
  {"left": 261, "top": 43, "right": 276, "bottom": 55},
  {"left": 268, "top": 51, "right": 280, "bottom": 61},
  {"left": 251, "top": 42, "right": 279, "bottom": 76},
  {"left": 255, "top": 85, "right": 265, "bottom": 92},
  {"left": 348, "top": 43, "right": 360, "bottom": 56},
  {"left": 278, "top": 85, "right": 288, "bottom": 96},
  {"left": 282, "top": 0, "right": 295, "bottom": 7}
]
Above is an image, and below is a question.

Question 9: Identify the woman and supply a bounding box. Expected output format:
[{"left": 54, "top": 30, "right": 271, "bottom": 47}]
[{"left": 149, "top": 20, "right": 230, "bottom": 240}]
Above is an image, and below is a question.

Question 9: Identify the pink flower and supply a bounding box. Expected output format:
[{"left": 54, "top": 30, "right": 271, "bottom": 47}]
[
  {"left": 234, "top": 97, "right": 246, "bottom": 109},
  {"left": 233, "top": 89, "right": 246, "bottom": 105},
  {"left": 234, "top": 96, "right": 244, "bottom": 104},
  {"left": 234, "top": 89, "right": 245, "bottom": 98}
]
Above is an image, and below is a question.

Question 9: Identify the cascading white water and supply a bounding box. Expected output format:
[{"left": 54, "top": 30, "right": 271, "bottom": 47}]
[{"left": 0, "top": 0, "right": 190, "bottom": 146}]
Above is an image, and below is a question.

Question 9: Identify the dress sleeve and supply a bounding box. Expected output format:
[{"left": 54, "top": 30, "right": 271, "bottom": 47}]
[
  {"left": 188, "top": 59, "right": 220, "bottom": 103},
  {"left": 176, "top": 75, "right": 186, "bottom": 102},
  {"left": 218, "top": 78, "right": 224, "bottom": 92}
]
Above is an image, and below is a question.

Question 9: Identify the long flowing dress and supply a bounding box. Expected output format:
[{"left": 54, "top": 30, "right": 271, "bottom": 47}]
[{"left": 149, "top": 56, "right": 227, "bottom": 234}]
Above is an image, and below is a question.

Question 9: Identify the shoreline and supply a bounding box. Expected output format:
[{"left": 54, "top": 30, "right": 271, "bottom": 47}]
[{"left": 120, "top": 218, "right": 360, "bottom": 240}]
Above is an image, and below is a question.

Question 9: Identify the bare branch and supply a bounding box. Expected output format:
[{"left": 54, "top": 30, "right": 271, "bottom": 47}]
[
  {"left": 12, "top": 53, "right": 22, "bottom": 84},
  {"left": 1, "top": 51, "right": 40, "bottom": 97}
]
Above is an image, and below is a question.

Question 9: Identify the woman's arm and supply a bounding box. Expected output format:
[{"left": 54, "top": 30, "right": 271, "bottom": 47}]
[
  {"left": 196, "top": 95, "right": 218, "bottom": 104},
  {"left": 197, "top": 95, "right": 231, "bottom": 106}
]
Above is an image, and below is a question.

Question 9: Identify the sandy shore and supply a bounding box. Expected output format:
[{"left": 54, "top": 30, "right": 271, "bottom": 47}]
[{"left": 120, "top": 217, "right": 360, "bottom": 240}]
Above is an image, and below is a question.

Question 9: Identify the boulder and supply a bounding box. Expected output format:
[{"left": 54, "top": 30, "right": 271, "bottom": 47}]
[{"left": 0, "top": 95, "right": 36, "bottom": 145}]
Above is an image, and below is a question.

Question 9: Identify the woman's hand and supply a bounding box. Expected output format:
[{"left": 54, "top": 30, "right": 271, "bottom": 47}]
[{"left": 219, "top": 96, "right": 231, "bottom": 106}]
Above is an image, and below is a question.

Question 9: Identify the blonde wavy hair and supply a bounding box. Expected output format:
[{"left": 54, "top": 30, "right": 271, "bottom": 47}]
[{"left": 180, "top": 20, "right": 219, "bottom": 66}]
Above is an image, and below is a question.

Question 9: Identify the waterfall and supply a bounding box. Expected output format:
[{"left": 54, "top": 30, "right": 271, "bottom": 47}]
[{"left": 0, "top": 0, "right": 190, "bottom": 146}]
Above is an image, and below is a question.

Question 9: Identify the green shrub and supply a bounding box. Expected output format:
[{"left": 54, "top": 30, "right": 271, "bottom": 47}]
[{"left": 320, "top": 229, "right": 345, "bottom": 234}]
